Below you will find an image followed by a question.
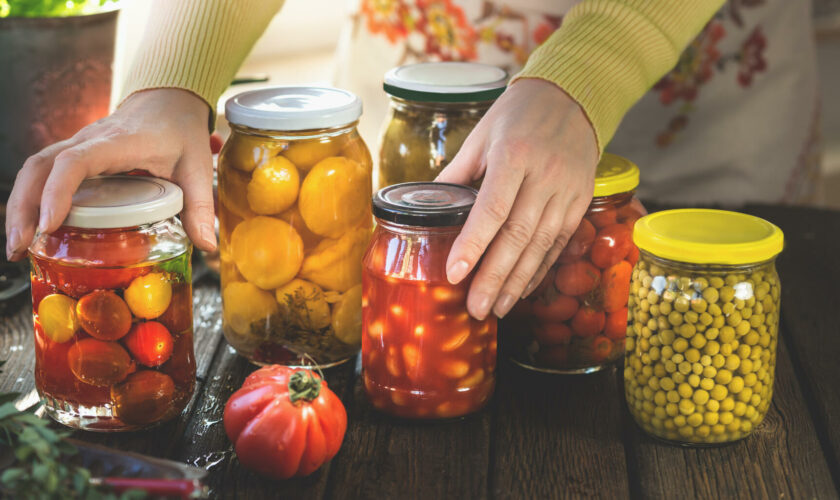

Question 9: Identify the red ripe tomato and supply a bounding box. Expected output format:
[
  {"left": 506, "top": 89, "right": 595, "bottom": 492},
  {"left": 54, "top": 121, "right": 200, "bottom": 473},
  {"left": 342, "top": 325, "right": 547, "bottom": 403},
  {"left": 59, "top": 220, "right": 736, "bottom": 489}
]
[
  {"left": 604, "top": 307, "right": 629, "bottom": 340},
  {"left": 626, "top": 245, "right": 640, "bottom": 267},
  {"left": 554, "top": 261, "right": 600, "bottom": 296},
  {"left": 590, "top": 336, "right": 614, "bottom": 362},
  {"left": 157, "top": 282, "right": 193, "bottom": 334},
  {"left": 532, "top": 294, "right": 579, "bottom": 323},
  {"left": 31, "top": 277, "right": 53, "bottom": 312},
  {"left": 123, "top": 322, "right": 174, "bottom": 367},
  {"left": 161, "top": 330, "right": 196, "bottom": 387},
  {"left": 67, "top": 339, "right": 132, "bottom": 387},
  {"left": 76, "top": 290, "right": 133, "bottom": 341},
  {"left": 111, "top": 370, "right": 176, "bottom": 425},
  {"left": 571, "top": 306, "right": 605, "bottom": 337},
  {"left": 616, "top": 199, "right": 646, "bottom": 225},
  {"left": 533, "top": 323, "right": 573, "bottom": 346},
  {"left": 224, "top": 365, "right": 347, "bottom": 480},
  {"left": 557, "top": 218, "right": 596, "bottom": 264},
  {"left": 589, "top": 224, "right": 632, "bottom": 269},
  {"left": 602, "top": 261, "right": 633, "bottom": 312},
  {"left": 587, "top": 208, "right": 617, "bottom": 228}
]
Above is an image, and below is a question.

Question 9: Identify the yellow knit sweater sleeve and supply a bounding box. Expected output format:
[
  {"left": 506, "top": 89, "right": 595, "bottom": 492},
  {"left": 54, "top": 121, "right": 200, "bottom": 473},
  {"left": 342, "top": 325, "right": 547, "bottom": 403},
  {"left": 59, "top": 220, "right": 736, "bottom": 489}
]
[
  {"left": 513, "top": 0, "right": 725, "bottom": 152},
  {"left": 120, "top": 0, "right": 285, "bottom": 115}
]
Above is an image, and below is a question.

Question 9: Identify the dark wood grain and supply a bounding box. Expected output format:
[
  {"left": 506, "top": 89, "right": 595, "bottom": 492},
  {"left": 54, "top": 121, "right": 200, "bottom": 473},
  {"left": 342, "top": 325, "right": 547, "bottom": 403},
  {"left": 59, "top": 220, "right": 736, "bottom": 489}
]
[
  {"left": 747, "top": 205, "right": 840, "bottom": 489},
  {"left": 489, "top": 359, "right": 631, "bottom": 500},
  {"left": 625, "top": 333, "right": 837, "bottom": 499}
]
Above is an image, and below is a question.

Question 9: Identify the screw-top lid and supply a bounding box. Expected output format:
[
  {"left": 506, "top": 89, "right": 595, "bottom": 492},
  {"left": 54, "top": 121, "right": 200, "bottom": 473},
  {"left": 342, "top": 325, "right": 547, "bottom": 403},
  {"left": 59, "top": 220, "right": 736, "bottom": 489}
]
[
  {"left": 633, "top": 209, "right": 784, "bottom": 265},
  {"left": 384, "top": 62, "right": 507, "bottom": 103},
  {"left": 225, "top": 86, "right": 363, "bottom": 131},
  {"left": 373, "top": 182, "right": 477, "bottom": 227},
  {"left": 63, "top": 175, "right": 183, "bottom": 229},
  {"left": 594, "top": 153, "right": 640, "bottom": 198}
]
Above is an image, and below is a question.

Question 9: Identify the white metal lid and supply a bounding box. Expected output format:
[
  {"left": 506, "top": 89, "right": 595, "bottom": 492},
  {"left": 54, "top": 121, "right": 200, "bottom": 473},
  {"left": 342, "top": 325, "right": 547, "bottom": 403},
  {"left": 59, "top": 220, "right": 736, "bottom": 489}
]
[
  {"left": 63, "top": 176, "right": 183, "bottom": 229},
  {"left": 384, "top": 62, "right": 507, "bottom": 102},
  {"left": 224, "top": 86, "right": 363, "bottom": 131}
]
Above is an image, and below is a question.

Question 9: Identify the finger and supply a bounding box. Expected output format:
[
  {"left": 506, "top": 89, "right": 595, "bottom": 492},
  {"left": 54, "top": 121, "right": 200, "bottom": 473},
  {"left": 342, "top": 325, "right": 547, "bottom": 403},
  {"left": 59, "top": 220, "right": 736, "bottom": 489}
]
[
  {"left": 174, "top": 148, "right": 216, "bottom": 252},
  {"left": 5, "top": 139, "right": 77, "bottom": 260},
  {"left": 38, "top": 135, "right": 155, "bottom": 233},
  {"left": 465, "top": 173, "right": 552, "bottom": 320},
  {"left": 434, "top": 123, "right": 487, "bottom": 185},
  {"left": 445, "top": 150, "right": 525, "bottom": 290}
]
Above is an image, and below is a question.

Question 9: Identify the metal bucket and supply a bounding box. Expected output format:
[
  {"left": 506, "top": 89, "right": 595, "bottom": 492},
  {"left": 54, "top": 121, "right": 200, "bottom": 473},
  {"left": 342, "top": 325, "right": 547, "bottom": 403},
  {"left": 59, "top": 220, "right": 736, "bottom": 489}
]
[{"left": 0, "top": 10, "right": 118, "bottom": 194}]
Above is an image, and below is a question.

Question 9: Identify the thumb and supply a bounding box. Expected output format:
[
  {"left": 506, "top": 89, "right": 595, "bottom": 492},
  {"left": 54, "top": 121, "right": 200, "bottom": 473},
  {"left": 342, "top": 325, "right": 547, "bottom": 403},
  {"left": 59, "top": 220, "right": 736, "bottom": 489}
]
[
  {"left": 434, "top": 124, "right": 487, "bottom": 185},
  {"left": 174, "top": 150, "right": 217, "bottom": 252}
]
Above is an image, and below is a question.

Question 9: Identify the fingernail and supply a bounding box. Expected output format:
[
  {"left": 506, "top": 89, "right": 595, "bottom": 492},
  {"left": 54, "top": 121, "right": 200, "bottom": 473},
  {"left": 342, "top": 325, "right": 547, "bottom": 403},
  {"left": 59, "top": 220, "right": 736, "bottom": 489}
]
[
  {"left": 38, "top": 208, "right": 52, "bottom": 232},
  {"left": 200, "top": 223, "right": 217, "bottom": 250},
  {"left": 471, "top": 293, "right": 491, "bottom": 321},
  {"left": 494, "top": 293, "right": 516, "bottom": 318},
  {"left": 447, "top": 260, "right": 470, "bottom": 284},
  {"left": 522, "top": 278, "right": 538, "bottom": 298},
  {"left": 6, "top": 228, "right": 20, "bottom": 259}
]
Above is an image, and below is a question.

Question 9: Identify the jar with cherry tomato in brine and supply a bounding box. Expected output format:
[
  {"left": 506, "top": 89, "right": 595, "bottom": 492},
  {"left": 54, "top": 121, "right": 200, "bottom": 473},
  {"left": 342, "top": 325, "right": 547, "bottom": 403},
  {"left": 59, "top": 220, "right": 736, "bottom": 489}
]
[
  {"left": 28, "top": 176, "right": 195, "bottom": 431},
  {"left": 362, "top": 183, "right": 496, "bottom": 419},
  {"left": 507, "top": 154, "right": 643, "bottom": 374},
  {"left": 219, "top": 87, "right": 372, "bottom": 367}
]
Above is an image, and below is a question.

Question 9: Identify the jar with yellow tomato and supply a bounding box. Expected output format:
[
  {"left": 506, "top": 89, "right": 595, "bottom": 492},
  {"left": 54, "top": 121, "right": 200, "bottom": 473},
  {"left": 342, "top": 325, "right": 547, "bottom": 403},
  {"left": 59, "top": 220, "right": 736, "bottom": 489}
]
[{"left": 219, "top": 87, "right": 372, "bottom": 367}]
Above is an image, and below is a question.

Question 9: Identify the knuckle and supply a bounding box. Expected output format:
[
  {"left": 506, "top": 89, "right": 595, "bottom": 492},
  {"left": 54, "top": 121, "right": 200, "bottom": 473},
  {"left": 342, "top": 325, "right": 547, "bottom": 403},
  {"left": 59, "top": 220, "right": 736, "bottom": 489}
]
[
  {"left": 506, "top": 266, "right": 533, "bottom": 289},
  {"left": 490, "top": 137, "right": 530, "bottom": 165},
  {"left": 530, "top": 227, "right": 556, "bottom": 254},
  {"left": 553, "top": 228, "right": 573, "bottom": 251},
  {"left": 482, "top": 267, "right": 508, "bottom": 288},
  {"left": 186, "top": 198, "right": 215, "bottom": 216},
  {"left": 499, "top": 219, "right": 532, "bottom": 248},
  {"left": 53, "top": 147, "right": 83, "bottom": 167},
  {"left": 480, "top": 198, "right": 510, "bottom": 225}
]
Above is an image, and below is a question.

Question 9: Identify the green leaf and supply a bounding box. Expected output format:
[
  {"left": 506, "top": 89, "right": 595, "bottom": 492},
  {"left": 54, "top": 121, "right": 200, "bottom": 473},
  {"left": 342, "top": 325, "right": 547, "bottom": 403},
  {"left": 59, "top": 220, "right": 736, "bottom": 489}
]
[{"left": 1, "top": 467, "right": 25, "bottom": 483}]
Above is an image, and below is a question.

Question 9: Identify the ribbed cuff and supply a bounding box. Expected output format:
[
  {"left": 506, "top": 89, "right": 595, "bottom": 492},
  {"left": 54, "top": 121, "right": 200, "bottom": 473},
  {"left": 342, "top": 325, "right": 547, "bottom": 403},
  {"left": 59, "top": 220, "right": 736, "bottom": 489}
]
[{"left": 512, "top": 0, "right": 724, "bottom": 152}]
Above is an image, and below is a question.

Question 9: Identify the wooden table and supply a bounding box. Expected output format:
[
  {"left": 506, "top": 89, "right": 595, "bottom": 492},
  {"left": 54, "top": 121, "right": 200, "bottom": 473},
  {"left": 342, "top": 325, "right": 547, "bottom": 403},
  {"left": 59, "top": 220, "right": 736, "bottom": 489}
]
[{"left": 1, "top": 205, "right": 839, "bottom": 499}]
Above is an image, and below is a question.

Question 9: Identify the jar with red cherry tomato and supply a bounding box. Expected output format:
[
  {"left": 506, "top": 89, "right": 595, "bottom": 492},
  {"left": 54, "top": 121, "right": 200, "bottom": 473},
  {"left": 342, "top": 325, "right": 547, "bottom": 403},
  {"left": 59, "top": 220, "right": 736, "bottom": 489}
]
[
  {"left": 28, "top": 176, "right": 195, "bottom": 431},
  {"left": 362, "top": 182, "right": 497, "bottom": 419},
  {"left": 507, "top": 153, "right": 643, "bottom": 374}
]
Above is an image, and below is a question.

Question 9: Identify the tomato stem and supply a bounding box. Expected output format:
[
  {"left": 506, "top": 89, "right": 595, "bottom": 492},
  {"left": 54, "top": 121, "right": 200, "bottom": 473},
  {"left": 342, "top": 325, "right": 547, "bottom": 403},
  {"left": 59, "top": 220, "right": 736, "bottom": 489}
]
[{"left": 288, "top": 371, "right": 321, "bottom": 404}]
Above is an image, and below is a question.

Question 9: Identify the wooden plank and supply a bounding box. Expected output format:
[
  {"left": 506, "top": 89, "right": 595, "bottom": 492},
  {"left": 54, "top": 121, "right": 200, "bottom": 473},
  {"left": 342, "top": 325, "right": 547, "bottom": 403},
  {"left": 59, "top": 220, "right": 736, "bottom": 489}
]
[
  {"left": 172, "top": 336, "right": 356, "bottom": 500},
  {"left": 325, "top": 365, "right": 492, "bottom": 500},
  {"left": 0, "top": 301, "right": 37, "bottom": 402},
  {"left": 746, "top": 205, "right": 840, "bottom": 487},
  {"left": 625, "top": 333, "right": 837, "bottom": 498},
  {"left": 489, "top": 360, "right": 631, "bottom": 499}
]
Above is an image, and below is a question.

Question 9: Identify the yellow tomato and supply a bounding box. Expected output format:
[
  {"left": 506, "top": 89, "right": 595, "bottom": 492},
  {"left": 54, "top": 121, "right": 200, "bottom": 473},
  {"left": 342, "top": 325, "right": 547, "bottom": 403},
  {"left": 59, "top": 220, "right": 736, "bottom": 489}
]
[
  {"left": 331, "top": 285, "right": 362, "bottom": 345},
  {"left": 223, "top": 281, "right": 278, "bottom": 336},
  {"left": 275, "top": 279, "right": 331, "bottom": 330},
  {"left": 299, "top": 157, "right": 370, "bottom": 238},
  {"left": 340, "top": 137, "right": 372, "bottom": 167},
  {"left": 231, "top": 216, "right": 303, "bottom": 290},
  {"left": 283, "top": 135, "right": 345, "bottom": 171},
  {"left": 125, "top": 273, "right": 173, "bottom": 319},
  {"left": 222, "top": 134, "right": 285, "bottom": 173},
  {"left": 219, "top": 164, "right": 256, "bottom": 219},
  {"left": 299, "top": 226, "right": 369, "bottom": 292},
  {"left": 247, "top": 156, "right": 300, "bottom": 215},
  {"left": 38, "top": 294, "right": 78, "bottom": 343},
  {"left": 278, "top": 205, "right": 320, "bottom": 250}
]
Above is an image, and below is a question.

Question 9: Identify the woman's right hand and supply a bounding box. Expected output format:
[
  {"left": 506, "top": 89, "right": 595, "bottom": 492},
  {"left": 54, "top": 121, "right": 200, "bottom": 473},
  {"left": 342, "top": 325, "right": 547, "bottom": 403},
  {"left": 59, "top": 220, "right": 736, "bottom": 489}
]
[{"left": 5, "top": 88, "right": 216, "bottom": 261}]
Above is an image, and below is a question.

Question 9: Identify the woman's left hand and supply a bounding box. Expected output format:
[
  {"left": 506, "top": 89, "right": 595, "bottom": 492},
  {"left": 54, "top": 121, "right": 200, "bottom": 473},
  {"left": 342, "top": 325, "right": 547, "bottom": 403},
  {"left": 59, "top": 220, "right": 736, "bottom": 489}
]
[{"left": 436, "top": 78, "right": 599, "bottom": 320}]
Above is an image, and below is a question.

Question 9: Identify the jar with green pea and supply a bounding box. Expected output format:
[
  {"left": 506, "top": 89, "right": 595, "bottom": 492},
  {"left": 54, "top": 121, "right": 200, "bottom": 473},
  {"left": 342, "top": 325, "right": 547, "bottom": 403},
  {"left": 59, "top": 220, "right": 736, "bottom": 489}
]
[{"left": 624, "top": 209, "right": 784, "bottom": 445}]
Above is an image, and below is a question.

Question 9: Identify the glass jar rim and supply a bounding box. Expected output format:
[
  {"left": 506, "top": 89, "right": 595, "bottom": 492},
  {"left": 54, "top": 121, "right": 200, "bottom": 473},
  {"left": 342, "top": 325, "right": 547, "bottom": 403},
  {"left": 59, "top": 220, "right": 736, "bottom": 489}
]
[{"left": 373, "top": 182, "right": 476, "bottom": 227}]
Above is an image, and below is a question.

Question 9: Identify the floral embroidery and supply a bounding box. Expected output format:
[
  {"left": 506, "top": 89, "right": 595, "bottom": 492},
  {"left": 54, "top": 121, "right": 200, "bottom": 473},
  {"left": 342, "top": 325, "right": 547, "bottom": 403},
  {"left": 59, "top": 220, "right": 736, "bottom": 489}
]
[
  {"left": 737, "top": 27, "right": 767, "bottom": 87},
  {"left": 654, "top": 21, "right": 725, "bottom": 106},
  {"left": 361, "top": 0, "right": 411, "bottom": 44},
  {"left": 416, "top": 0, "right": 477, "bottom": 61}
]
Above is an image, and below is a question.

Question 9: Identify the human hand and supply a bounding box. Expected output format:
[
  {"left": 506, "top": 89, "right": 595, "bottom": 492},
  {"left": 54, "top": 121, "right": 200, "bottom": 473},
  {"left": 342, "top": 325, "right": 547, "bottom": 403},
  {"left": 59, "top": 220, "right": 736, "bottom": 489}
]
[
  {"left": 5, "top": 88, "right": 215, "bottom": 261},
  {"left": 436, "top": 79, "right": 599, "bottom": 320}
]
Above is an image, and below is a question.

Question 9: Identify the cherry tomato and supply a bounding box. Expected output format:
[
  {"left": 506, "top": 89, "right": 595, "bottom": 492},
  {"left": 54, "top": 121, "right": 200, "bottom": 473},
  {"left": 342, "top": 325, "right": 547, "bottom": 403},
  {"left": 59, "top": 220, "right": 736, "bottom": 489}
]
[
  {"left": 617, "top": 200, "right": 645, "bottom": 225},
  {"left": 31, "top": 276, "right": 53, "bottom": 312},
  {"left": 157, "top": 282, "right": 193, "bottom": 334},
  {"left": 590, "top": 336, "right": 614, "bottom": 362},
  {"left": 602, "top": 261, "right": 633, "bottom": 312},
  {"left": 557, "top": 218, "right": 596, "bottom": 263},
  {"left": 532, "top": 294, "right": 579, "bottom": 323},
  {"left": 123, "top": 322, "right": 174, "bottom": 367},
  {"left": 554, "top": 261, "right": 600, "bottom": 296},
  {"left": 34, "top": 320, "right": 79, "bottom": 396},
  {"left": 67, "top": 339, "right": 132, "bottom": 387},
  {"left": 533, "top": 323, "right": 573, "bottom": 346},
  {"left": 38, "top": 294, "right": 78, "bottom": 343},
  {"left": 124, "top": 273, "right": 172, "bottom": 319},
  {"left": 224, "top": 365, "right": 347, "bottom": 479},
  {"left": 604, "top": 307, "right": 629, "bottom": 339},
  {"left": 590, "top": 224, "right": 633, "bottom": 269},
  {"left": 587, "top": 208, "right": 617, "bottom": 228},
  {"left": 76, "top": 290, "right": 132, "bottom": 341},
  {"left": 570, "top": 306, "right": 605, "bottom": 337},
  {"left": 161, "top": 330, "right": 196, "bottom": 387},
  {"left": 43, "top": 227, "right": 150, "bottom": 267},
  {"left": 626, "top": 245, "right": 640, "bottom": 267},
  {"left": 111, "top": 371, "right": 176, "bottom": 425}
]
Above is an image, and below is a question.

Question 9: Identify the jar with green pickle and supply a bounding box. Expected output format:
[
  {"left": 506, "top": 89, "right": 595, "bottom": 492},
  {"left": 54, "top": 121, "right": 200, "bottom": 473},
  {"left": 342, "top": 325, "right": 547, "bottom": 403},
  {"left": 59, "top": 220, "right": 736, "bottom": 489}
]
[
  {"left": 378, "top": 62, "right": 506, "bottom": 189},
  {"left": 219, "top": 87, "right": 372, "bottom": 368},
  {"left": 624, "top": 209, "right": 784, "bottom": 445}
]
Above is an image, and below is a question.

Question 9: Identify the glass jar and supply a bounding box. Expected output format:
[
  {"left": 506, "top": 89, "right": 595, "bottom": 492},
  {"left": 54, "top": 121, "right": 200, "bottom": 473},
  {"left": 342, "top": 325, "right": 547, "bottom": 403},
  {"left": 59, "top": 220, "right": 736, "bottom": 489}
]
[
  {"left": 362, "top": 183, "right": 497, "bottom": 419},
  {"left": 28, "top": 176, "right": 195, "bottom": 431},
  {"left": 508, "top": 154, "right": 643, "bottom": 373},
  {"left": 625, "top": 209, "right": 784, "bottom": 445},
  {"left": 378, "top": 62, "right": 506, "bottom": 189},
  {"left": 219, "top": 87, "right": 372, "bottom": 367}
]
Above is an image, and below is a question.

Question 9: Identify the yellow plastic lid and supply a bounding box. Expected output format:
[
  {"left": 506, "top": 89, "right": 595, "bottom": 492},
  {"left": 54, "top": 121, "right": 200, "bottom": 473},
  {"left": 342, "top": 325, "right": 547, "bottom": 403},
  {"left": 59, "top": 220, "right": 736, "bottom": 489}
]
[
  {"left": 633, "top": 209, "right": 784, "bottom": 265},
  {"left": 594, "top": 153, "right": 639, "bottom": 197}
]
